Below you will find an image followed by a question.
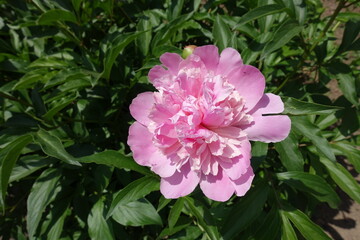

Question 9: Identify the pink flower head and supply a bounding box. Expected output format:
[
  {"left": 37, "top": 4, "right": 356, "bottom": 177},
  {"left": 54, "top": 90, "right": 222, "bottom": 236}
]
[{"left": 128, "top": 45, "right": 291, "bottom": 201}]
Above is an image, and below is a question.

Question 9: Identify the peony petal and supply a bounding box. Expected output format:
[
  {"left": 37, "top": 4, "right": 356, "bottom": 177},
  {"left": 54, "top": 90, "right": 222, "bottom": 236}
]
[
  {"left": 219, "top": 140, "right": 251, "bottom": 180},
  {"left": 227, "top": 65, "right": 265, "bottom": 111},
  {"left": 248, "top": 93, "right": 284, "bottom": 115},
  {"left": 129, "top": 92, "right": 155, "bottom": 126},
  {"left": 216, "top": 48, "right": 243, "bottom": 76},
  {"left": 193, "top": 45, "right": 219, "bottom": 71},
  {"left": 160, "top": 163, "right": 200, "bottom": 198},
  {"left": 231, "top": 167, "right": 254, "bottom": 196},
  {"left": 128, "top": 122, "right": 177, "bottom": 177},
  {"left": 148, "top": 65, "right": 174, "bottom": 89},
  {"left": 127, "top": 122, "right": 157, "bottom": 167},
  {"left": 243, "top": 115, "right": 291, "bottom": 143},
  {"left": 200, "top": 168, "right": 235, "bottom": 201},
  {"left": 160, "top": 52, "right": 183, "bottom": 75}
]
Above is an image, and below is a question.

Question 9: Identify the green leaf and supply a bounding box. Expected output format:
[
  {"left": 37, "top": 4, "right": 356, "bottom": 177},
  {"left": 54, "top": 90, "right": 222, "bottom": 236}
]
[
  {"left": 277, "top": 171, "right": 340, "bottom": 208},
  {"left": 27, "top": 168, "right": 62, "bottom": 239},
  {"left": 282, "top": 97, "right": 342, "bottom": 115},
  {"left": 213, "top": 15, "right": 232, "bottom": 51},
  {"left": 112, "top": 199, "right": 162, "bottom": 226},
  {"left": 253, "top": 206, "right": 281, "bottom": 240},
  {"left": 40, "top": 199, "right": 69, "bottom": 240},
  {"left": 337, "top": 73, "right": 359, "bottom": 107},
  {"left": 280, "top": 210, "right": 298, "bottom": 240},
  {"left": 320, "top": 157, "right": 360, "bottom": 203},
  {"left": 136, "top": 17, "right": 152, "bottom": 56},
  {"left": 10, "top": 155, "right": 55, "bottom": 182},
  {"left": 88, "top": 198, "right": 114, "bottom": 240},
  {"left": 222, "top": 182, "right": 269, "bottom": 240},
  {"left": 37, "top": 9, "right": 77, "bottom": 25},
  {"left": 251, "top": 141, "right": 268, "bottom": 171},
  {"left": 262, "top": 20, "right": 303, "bottom": 57},
  {"left": 102, "top": 31, "right": 145, "bottom": 80},
  {"left": 168, "top": 198, "right": 185, "bottom": 229},
  {"left": 292, "top": 116, "right": 336, "bottom": 162},
  {"left": 77, "top": 150, "right": 151, "bottom": 176},
  {"left": 275, "top": 132, "right": 304, "bottom": 171},
  {"left": 42, "top": 94, "right": 77, "bottom": 121},
  {"left": 33, "top": 129, "right": 81, "bottom": 166},
  {"left": 331, "top": 141, "right": 360, "bottom": 173},
  {"left": 184, "top": 197, "right": 221, "bottom": 240},
  {"left": 106, "top": 176, "right": 159, "bottom": 218},
  {"left": 337, "top": 20, "right": 360, "bottom": 54},
  {"left": 283, "top": 208, "right": 331, "bottom": 240},
  {"left": 0, "top": 135, "right": 32, "bottom": 210},
  {"left": 233, "top": 4, "right": 285, "bottom": 28}
]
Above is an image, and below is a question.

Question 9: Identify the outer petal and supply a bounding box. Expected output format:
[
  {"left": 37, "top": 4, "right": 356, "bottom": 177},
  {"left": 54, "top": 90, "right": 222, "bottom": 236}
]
[
  {"left": 128, "top": 122, "right": 177, "bottom": 177},
  {"left": 243, "top": 93, "right": 291, "bottom": 143},
  {"left": 193, "top": 45, "right": 219, "bottom": 71},
  {"left": 160, "top": 52, "right": 183, "bottom": 75},
  {"left": 219, "top": 140, "right": 251, "bottom": 180},
  {"left": 244, "top": 115, "right": 291, "bottom": 143},
  {"left": 231, "top": 167, "right": 254, "bottom": 197},
  {"left": 160, "top": 163, "right": 200, "bottom": 198},
  {"left": 228, "top": 65, "right": 265, "bottom": 111},
  {"left": 248, "top": 93, "right": 284, "bottom": 115},
  {"left": 129, "top": 92, "right": 155, "bottom": 126},
  {"left": 216, "top": 48, "right": 243, "bottom": 76},
  {"left": 200, "top": 168, "right": 235, "bottom": 202}
]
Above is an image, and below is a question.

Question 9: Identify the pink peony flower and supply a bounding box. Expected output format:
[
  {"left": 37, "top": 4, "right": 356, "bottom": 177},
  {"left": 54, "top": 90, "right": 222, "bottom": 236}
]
[{"left": 127, "top": 45, "right": 291, "bottom": 201}]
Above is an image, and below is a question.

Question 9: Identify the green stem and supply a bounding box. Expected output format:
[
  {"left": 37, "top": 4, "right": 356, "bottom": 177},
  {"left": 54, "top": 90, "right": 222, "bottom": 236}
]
[
  {"left": 273, "top": 0, "right": 346, "bottom": 94},
  {"left": 0, "top": 92, "right": 32, "bottom": 107}
]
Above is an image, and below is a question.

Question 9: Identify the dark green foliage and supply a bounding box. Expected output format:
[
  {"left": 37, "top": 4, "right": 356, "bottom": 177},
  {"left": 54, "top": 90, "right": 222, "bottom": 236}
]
[{"left": 0, "top": 0, "right": 359, "bottom": 239}]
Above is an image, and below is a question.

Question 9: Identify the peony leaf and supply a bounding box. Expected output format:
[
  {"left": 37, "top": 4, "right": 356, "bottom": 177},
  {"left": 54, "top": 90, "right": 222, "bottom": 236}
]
[
  {"left": 253, "top": 206, "right": 281, "bottom": 240},
  {"left": 77, "top": 150, "right": 152, "bottom": 176},
  {"left": 331, "top": 141, "right": 360, "bottom": 173},
  {"left": 168, "top": 198, "right": 185, "bottom": 229},
  {"left": 280, "top": 210, "right": 298, "bottom": 240},
  {"left": 282, "top": 97, "right": 342, "bottom": 115},
  {"left": 222, "top": 182, "right": 269, "bottom": 239},
  {"left": 337, "top": 73, "right": 359, "bottom": 107},
  {"left": 275, "top": 131, "right": 304, "bottom": 171},
  {"left": 112, "top": 199, "right": 162, "bottom": 227},
  {"left": 37, "top": 9, "right": 77, "bottom": 25},
  {"left": 277, "top": 171, "right": 340, "bottom": 208},
  {"left": 106, "top": 176, "right": 159, "bottom": 219},
  {"left": 283, "top": 207, "right": 331, "bottom": 240},
  {"left": 88, "top": 198, "right": 114, "bottom": 240},
  {"left": 184, "top": 197, "right": 221, "bottom": 240},
  {"left": 233, "top": 4, "right": 285, "bottom": 28},
  {"left": 320, "top": 157, "right": 360, "bottom": 204},
  {"left": 292, "top": 116, "right": 336, "bottom": 162},
  {"left": 0, "top": 134, "right": 32, "bottom": 211},
  {"left": 33, "top": 129, "right": 81, "bottom": 166},
  {"left": 213, "top": 15, "right": 232, "bottom": 51},
  {"left": 27, "top": 168, "right": 62, "bottom": 239}
]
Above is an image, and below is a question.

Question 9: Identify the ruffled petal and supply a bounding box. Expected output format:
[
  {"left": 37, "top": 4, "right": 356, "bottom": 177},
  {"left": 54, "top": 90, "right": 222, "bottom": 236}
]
[
  {"left": 227, "top": 65, "right": 265, "bottom": 111},
  {"left": 231, "top": 167, "right": 254, "bottom": 197},
  {"left": 200, "top": 168, "right": 235, "bottom": 201},
  {"left": 129, "top": 92, "right": 155, "bottom": 126},
  {"left": 243, "top": 115, "right": 291, "bottom": 143},
  {"left": 160, "top": 163, "right": 200, "bottom": 198},
  {"left": 193, "top": 45, "right": 219, "bottom": 71},
  {"left": 160, "top": 52, "right": 183, "bottom": 75},
  {"left": 219, "top": 140, "right": 251, "bottom": 180},
  {"left": 216, "top": 48, "right": 243, "bottom": 76},
  {"left": 148, "top": 65, "right": 175, "bottom": 89}
]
